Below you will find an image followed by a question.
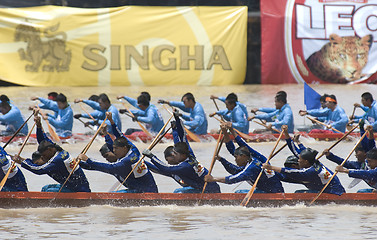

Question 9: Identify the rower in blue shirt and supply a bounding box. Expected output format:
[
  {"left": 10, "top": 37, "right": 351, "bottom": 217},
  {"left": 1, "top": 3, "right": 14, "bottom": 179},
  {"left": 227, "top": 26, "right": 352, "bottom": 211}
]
[
  {"left": 0, "top": 146, "right": 28, "bottom": 192},
  {"left": 0, "top": 95, "right": 28, "bottom": 136},
  {"left": 336, "top": 148, "right": 377, "bottom": 193},
  {"left": 265, "top": 126, "right": 345, "bottom": 195},
  {"left": 249, "top": 91, "right": 294, "bottom": 133},
  {"left": 351, "top": 92, "right": 377, "bottom": 131},
  {"left": 204, "top": 124, "right": 284, "bottom": 193},
  {"left": 142, "top": 111, "right": 220, "bottom": 193},
  {"left": 210, "top": 93, "right": 249, "bottom": 119},
  {"left": 299, "top": 94, "right": 348, "bottom": 133},
  {"left": 31, "top": 93, "right": 73, "bottom": 137},
  {"left": 209, "top": 97, "right": 249, "bottom": 134},
  {"left": 74, "top": 93, "right": 121, "bottom": 135},
  {"left": 117, "top": 92, "right": 164, "bottom": 134},
  {"left": 12, "top": 115, "right": 90, "bottom": 192},
  {"left": 158, "top": 92, "right": 208, "bottom": 135},
  {"left": 79, "top": 112, "right": 158, "bottom": 193}
]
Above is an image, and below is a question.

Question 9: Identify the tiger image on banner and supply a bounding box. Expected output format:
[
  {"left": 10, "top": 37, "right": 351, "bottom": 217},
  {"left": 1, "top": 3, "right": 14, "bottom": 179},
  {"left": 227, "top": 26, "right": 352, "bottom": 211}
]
[{"left": 306, "top": 34, "right": 373, "bottom": 83}]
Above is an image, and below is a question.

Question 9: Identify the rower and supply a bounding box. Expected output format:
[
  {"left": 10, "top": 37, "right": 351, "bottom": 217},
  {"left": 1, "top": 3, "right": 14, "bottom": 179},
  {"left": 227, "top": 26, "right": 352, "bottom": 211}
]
[
  {"left": 0, "top": 146, "right": 28, "bottom": 192},
  {"left": 350, "top": 92, "right": 377, "bottom": 131},
  {"left": 272, "top": 125, "right": 345, "bottom": 194},
  {"left": 31, "top": 93, "right": 73, "bottom": 138},
  {"left": 336, "top": 148, "right": 377, "bottom": 193},
  {"left": 204, "top": 124, "right": 284, "bottom": 193},
  {"left": 142, "top": 110, "right": 220, "bottom": 193},
  {"left": 158, "top": 92, "right": 208, "bottom": 135},
  {"left": 248, "top": 90, "right": 294, "bottom": 133},
  {"left": 12, "top": 115, "right": 90, "bottom": 192},
  {"left": 299, "top": 94, "right": 348, "bottom": 133},
  {"left": 263, "top": 147, "right": 345, "bottom": 195},
  {"left": 0, "top": 95, "right": 29, "bottom": 136},
  {"left": 117, "top": 92, "right": 164, "bottom": 135},
  {"left": 324, "top": 124, "right": 375, "bottom": 192},
  {"left": 210, "top": 93, "right": 249, "bottom": 119},
  {"left": 209, "top": 96, "right": 249, "bottom": 134},
  {"left": 78, "top": 112, "right": 158, "bottom": 193}
]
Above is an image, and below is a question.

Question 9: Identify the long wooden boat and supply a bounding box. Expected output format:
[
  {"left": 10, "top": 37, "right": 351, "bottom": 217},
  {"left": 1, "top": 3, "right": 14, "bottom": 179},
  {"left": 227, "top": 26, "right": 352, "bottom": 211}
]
[
  {"left": 1, "top": 192, "right": 377, "bottom": 208},
  {"left": 122, "top": 131, "right": 366, "bottom": 143},
  {"left": 0, "top": 131, "right": 366, "bottom": 145}
]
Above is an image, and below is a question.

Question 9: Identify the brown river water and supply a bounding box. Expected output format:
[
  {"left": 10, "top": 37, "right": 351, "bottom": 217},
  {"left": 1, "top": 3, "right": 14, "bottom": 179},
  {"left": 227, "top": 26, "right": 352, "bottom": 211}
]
[{"left": 0, "top": 84, "right": 376, "bottom": 239}]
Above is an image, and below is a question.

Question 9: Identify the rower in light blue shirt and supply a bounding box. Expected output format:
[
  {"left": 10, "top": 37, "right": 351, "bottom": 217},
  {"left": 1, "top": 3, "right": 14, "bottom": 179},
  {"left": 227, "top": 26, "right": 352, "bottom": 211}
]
[
  {"left": 352, "top": 92, "right": 377, "bottom": 131},
  {"left": 158, "top": 92, "right": 208, "bottom": 135},
  {"left": 118, "top": 92, "right": 164, "bottom": 134},
  {"left": 32, "top": 93, "right": 73, "bottom": 137},
  {"left": 210, "top": 97, "right": 249, "bottom": 134},
  {"left": 300, "top": 94, "right": 348, "bottom": 133},
  {"left": 250, "top": 91, "right": 294, "bottom": 133},
  {"left": 0, "top": 95, "right": 28, "bottom": 136}
]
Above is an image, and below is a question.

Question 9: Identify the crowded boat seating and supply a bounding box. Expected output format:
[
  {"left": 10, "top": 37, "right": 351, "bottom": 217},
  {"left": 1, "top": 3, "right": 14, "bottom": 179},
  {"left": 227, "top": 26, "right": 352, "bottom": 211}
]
[{"left": 0, "top": 89, "right": 375, "bottom": 209}]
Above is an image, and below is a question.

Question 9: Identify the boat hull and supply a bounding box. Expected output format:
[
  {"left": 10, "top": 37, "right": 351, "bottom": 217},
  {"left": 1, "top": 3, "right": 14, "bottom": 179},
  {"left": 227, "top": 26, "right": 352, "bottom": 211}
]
[{"left": 1, "top": 192, "right": 377, "bottom": 208}]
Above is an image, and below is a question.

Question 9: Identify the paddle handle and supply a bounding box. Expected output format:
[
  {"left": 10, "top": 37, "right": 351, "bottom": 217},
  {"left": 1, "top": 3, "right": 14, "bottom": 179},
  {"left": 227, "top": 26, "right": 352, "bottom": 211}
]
[
  {"left": 306, "top": 116, "right": 342, "bottom": 134},
  {"left": 3, "top": 111, "right": 34, "bottom": 149},
  {"left": 56, "top": 116, "right": 108, "bottom": 195},
  {"left": 252, "top": 120, "right": 281, "bottom": 134},
  {"left": 241, "top": 131, "right": 284, "bottom": 206},
  {"left": 0, "top": 122, "right": 36, "bottom": 191},
  {"left": 201, "top": 133, "right": 224, "bottom": 194},
  {"left": 315, "top": 123, "right": 359, "bottom": 161},
  {"left": 36, "top": 105, "right": 60, "bottom": 142},
  {"left": 114, "top": 115, "right": 173, "bottom": 192},
  {"left": 119, "top": 100, "right": 153, "bottom": 138},
  {"left": 79, "top": 103, "right": 97, "bottom": 123}
]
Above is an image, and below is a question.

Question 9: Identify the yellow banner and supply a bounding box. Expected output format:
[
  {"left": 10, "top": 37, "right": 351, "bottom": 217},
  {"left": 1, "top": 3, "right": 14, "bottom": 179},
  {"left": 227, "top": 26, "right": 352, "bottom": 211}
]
[{"left": 0, "top": 6, "right": 247, "bottom": 86}]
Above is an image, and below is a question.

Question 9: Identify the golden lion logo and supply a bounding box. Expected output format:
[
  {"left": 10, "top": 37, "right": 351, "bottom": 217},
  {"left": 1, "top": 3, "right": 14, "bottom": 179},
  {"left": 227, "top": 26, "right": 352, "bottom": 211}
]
[{"left": 14, "top": 23, "right": 71, "bottom": 72}]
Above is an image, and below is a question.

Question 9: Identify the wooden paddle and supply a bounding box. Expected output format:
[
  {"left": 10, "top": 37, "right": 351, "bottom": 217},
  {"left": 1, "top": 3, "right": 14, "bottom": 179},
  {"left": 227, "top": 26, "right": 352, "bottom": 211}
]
[
  {"left": 162, "top": 104, "right": 201, "bottom": 142},
  {"left": 76, "top": 118, "right": 94, "bottom": 130},
  {"left": 114, "top": 114, "right": 174, "bottom": 192},
  {"left": 56, "top": 116, "right": 108, "bottom": 195},
  {"left": 79, "top": 103, "right": 98, "bottom": 123},
  {"left": 211, "top": 115, "right": 253, "bottom": 140},
  {"left": 3, "top": 111, "right": 34, "bottom": 149},
  {"left": 240, "top": 130, "right": 284, "bottom": 207},
  {"left": 252, "top": 120, "right": 281, "bottom": 134},
  {"left": 118, "top": 100, "right": 153, "bottom": 138},
  {"left": 306, "top": 116, "right": 342, "bottom": 134},
  {"left": 346, "top": 106, "right": 357, "bottom": 131},
  {"left": 309, "top": 130, "right": 367, "bottom": 205},
  {"left": 0, "top": 122, "right": 36, "bottom": 191},
  {"left": 201, "top": 132, "right": 224, "bottom": 194},
  {"left": 313, "top": 123, "right": 359, "bottom": 161},
  {"left": 36, "top": 105, "right": 60, "bottom": 142}
]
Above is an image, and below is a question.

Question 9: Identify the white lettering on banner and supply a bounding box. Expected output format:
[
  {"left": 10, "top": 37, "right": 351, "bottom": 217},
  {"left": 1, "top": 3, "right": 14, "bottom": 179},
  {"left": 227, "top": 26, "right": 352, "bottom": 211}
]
[{"left": 296, "top": 3, "right": 377, "bottom": 40}]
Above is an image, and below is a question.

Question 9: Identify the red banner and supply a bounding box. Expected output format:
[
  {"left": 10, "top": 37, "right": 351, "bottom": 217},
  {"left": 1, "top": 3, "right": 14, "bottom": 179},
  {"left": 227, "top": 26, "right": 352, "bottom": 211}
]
[{"left": 261, "top": 0, "right": 377, "bottom": 84}]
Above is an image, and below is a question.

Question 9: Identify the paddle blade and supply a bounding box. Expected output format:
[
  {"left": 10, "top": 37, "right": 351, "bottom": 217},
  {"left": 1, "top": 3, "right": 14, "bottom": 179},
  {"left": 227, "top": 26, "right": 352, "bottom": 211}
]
[{"left": 184, "top": 127, "right": 200, "bottom": 142}]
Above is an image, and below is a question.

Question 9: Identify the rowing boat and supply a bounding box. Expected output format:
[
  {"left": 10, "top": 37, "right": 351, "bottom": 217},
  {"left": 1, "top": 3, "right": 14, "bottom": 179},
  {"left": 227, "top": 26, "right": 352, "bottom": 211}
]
[
  {"left": 1, "top": 192, "right": 376, "bottom": 208},
  {"left": 0, "top": 131, "right": 366, "bottom": 145},
  {"left": 124, "top": 131, "right": 366, "bottom": 143}
]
